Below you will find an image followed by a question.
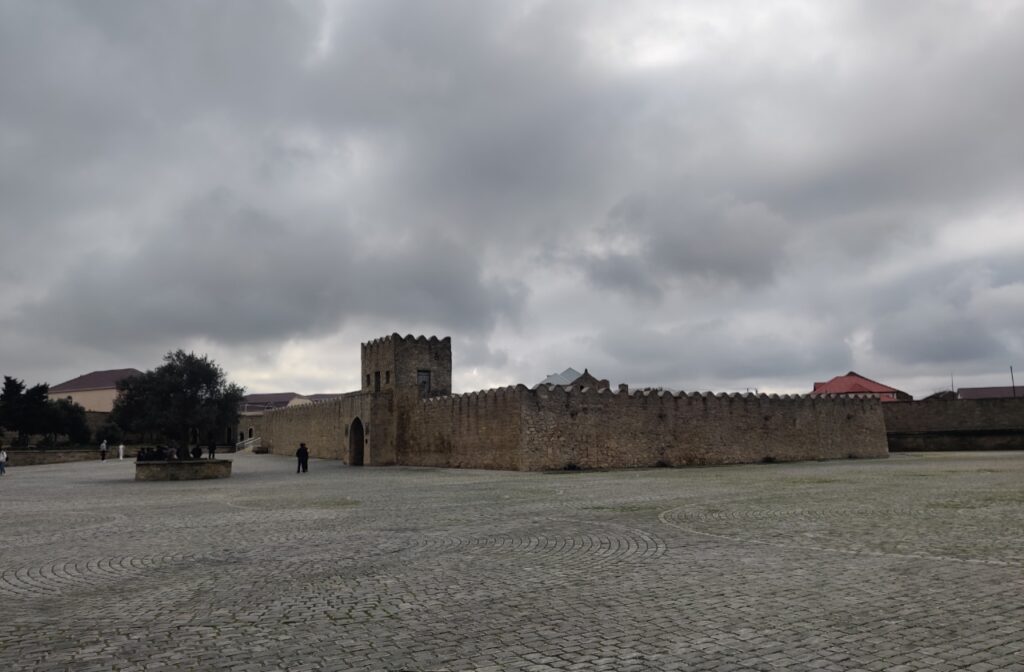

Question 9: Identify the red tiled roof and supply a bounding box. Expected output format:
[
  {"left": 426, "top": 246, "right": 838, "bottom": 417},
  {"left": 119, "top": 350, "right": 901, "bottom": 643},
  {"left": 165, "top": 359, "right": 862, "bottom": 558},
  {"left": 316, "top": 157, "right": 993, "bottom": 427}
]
[
  {"left": 50, "top": 368, "right": 143, "bottom": 393},
  {"left": 811, "top": 371, "right": 904, "bottom": 396}
]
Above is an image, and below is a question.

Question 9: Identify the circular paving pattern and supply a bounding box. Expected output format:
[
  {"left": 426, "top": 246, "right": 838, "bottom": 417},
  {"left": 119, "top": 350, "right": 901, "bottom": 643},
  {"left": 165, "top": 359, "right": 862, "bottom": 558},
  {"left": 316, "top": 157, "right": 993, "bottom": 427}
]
[
  {"left": 0, "top": 554, "right": 197, "bottom": 599},
  {"left": 3, "top": 452, "right": 1024, "bottom": 672},
  {"left": 658, "top": 502, "right": 1024, "bottom": 566},
  {"left": 401, "top": 522, "right": 667, "bottom": 564}
]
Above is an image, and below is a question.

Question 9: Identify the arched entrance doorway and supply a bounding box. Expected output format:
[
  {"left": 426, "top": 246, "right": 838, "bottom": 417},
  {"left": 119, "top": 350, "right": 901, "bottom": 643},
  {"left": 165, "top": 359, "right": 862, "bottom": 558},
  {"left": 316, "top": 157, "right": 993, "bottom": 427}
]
[{"left": 349, "top": 417, "right": 365, "bottom": 466}]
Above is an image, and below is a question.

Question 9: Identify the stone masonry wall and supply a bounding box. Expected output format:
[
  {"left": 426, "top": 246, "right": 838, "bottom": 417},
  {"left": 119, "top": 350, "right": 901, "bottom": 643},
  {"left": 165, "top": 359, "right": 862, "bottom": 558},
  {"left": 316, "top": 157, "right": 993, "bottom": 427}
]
[
  {"left": 238, "top": 414, "right": 265, "bottom": 443},
  {"left": 883, "top": 397, "right": 1024, "bottom": 432},
  {"left": 361, "top": 336, "right": 396, "bottom": 394},
  {"left": 361, "top": 334, "right": 452, "bottom": 396},
  {"left": 7, "top": 447, "right": 142, "bottom": 467},
  {"left": 399, "top": 386, "right": 524, "bottom": 469},
  {"left": 262, "top": 392, "right": 372, "bottom": 463},
  {"left": 394, "top": 385, "right": 886, "bottom": 472},
  {"left": 394, "top": 335, "right": 452, "bottom": 395},
  {"left": 518, "top": 387, "right": 888, "bottom": 471},
  {"left": 883, "top": 397, "right": 1024, "bottom": 451}
]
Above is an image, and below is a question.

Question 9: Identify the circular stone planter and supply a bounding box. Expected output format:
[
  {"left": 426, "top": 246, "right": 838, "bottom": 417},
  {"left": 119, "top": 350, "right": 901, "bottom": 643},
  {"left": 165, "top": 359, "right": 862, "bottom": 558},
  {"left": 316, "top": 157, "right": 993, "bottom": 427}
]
[{"left": 135, "top": 459, "right": 232, "bottom": 481}]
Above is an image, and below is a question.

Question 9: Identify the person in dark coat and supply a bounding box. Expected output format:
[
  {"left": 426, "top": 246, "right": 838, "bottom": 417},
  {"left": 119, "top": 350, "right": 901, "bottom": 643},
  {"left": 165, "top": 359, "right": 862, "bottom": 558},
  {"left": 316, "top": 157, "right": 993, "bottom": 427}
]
[{"left": 296, "top": 442, "right": 309, "bottom": 474}]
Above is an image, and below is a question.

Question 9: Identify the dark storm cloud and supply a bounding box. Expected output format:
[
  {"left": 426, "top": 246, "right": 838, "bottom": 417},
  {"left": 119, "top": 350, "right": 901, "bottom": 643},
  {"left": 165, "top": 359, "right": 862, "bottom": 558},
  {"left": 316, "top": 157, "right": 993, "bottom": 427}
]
[
  {"left": 16, "top": 193, "right": 523, "bottom": 350},
  {"left": 2, "top": 0, "right": 1023, "bottom": 394}
]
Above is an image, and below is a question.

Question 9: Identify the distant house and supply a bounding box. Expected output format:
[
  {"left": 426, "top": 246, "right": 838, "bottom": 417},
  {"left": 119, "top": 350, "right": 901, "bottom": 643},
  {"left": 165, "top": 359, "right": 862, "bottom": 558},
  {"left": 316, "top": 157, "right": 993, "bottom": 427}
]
[
  {"left": 811, "top": 371, "right": 911, "bottom": 402},
  {"left": 49, "top": 368, "right": 143, "bottom": 413},
  {"left": 239, "top": 392, "right": 347, "bottom": 413},
  {"left": 239, "top": 392, "right": 311, "bottom": 414},
  {"left": 534, "top": 367, "right": 610, "bottom": 391},
  {"left": 956, "top": 386, "right": 1019, "bottom": 400}
]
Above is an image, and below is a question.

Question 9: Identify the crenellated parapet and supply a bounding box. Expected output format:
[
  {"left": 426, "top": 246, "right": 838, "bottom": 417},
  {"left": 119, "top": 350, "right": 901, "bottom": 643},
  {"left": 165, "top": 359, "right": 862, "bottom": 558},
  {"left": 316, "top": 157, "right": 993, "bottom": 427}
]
[
  {"left": 420, "top": 384, "right": 530, "bottom": 405},
  {"left": 528, "top": 384, "right": 881, "bottom": 406},
  {"left": 362, "top": 333, "right": 452, "bottom": 349}
]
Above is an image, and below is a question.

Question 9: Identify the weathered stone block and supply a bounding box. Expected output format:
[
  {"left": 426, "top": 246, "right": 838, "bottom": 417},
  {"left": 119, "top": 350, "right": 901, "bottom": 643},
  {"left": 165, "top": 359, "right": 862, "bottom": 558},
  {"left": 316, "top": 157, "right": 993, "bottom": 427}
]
[{"left": 134, "top": 460, "right": 232, "bottom": 481}]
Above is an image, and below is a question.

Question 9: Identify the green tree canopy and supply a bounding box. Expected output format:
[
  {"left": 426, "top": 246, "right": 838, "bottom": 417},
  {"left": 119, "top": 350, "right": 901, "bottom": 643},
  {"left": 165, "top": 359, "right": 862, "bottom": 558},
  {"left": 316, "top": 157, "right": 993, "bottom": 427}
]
[
  {"left": 112, "top": 351, "right": 244, "bottom": 447},
  {"left": 0, "top": 375, "right": 90, "bottom": 446}
]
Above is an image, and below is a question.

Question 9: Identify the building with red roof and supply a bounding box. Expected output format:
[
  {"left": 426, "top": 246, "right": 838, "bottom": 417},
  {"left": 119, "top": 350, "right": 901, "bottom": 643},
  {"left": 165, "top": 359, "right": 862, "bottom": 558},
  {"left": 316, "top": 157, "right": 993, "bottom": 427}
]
[
  {"left": 49, "top": 368, "right": 143, "bottom": 412},
  {"left": 811, "top": 371, "right": 911, "bottom": 402}
]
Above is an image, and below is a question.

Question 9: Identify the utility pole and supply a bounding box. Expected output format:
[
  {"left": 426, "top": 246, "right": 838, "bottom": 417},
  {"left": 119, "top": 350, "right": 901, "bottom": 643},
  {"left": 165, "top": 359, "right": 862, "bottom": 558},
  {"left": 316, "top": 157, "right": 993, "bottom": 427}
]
[{"left": 1012, "top": 366, "right": 1017, "bottom": 398}]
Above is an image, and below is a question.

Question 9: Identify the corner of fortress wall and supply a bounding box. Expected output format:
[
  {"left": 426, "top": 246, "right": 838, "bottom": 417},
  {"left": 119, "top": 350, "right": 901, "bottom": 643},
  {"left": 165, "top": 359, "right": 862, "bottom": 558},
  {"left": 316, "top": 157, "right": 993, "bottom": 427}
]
[{"left": 882, "top": 396, "right": 1024, "bottom": 451}]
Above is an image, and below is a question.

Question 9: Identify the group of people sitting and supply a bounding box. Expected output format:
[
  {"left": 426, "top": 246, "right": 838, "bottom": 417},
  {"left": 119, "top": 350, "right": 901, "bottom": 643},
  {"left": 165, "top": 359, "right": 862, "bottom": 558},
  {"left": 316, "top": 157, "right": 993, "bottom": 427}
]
[{"left": 136, "top": 443, "right": 218, "bottom": 462}]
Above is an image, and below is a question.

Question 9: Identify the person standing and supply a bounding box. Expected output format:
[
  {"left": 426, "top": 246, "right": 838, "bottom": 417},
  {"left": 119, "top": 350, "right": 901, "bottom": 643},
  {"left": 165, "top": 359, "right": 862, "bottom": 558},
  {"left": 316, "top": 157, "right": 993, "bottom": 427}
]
[
  {"left": 296, "top": 442, "right": 309, "bottom": 474},
  {"left": 100, "top": 440, "right": 108, "bottom": 462},
  {"left": 118, "top": 443, "right": 125, "bottom": 460},
  {"left": 0, "top": 445, "right": 7, "bottom": 476},
  {"left": 207, "top": 441, "right": 216, "bottom": 460}
]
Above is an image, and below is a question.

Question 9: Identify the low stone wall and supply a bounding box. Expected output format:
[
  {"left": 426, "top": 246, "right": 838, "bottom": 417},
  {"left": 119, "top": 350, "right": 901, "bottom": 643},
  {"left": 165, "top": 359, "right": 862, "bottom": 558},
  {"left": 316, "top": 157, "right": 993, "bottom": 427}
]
[
  {"left": 135, "top": 460, "right": 232, "bottom": 481},
  {"left": 887, "top": 430, "right": 1024, "bottom": 452},
  {"left": 6, "top": 447, "right": 141, "bottom": 467},
  {"left": 883, "top": 398, "right": 1024, "bottom": 451}
]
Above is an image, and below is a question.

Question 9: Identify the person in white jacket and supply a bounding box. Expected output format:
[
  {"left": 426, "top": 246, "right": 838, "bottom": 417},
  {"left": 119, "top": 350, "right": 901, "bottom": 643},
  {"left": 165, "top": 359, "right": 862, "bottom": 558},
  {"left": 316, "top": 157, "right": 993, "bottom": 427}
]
[{"left": 118, "top": 443, "right": 125, "bottom": 460}]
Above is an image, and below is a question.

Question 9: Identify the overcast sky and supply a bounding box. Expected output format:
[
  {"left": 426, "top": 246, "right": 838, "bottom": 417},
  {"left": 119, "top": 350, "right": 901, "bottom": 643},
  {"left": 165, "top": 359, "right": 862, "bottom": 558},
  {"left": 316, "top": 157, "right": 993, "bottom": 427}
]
[{"left": 2, "top": 0, "right": 1023, "bottom": 399}]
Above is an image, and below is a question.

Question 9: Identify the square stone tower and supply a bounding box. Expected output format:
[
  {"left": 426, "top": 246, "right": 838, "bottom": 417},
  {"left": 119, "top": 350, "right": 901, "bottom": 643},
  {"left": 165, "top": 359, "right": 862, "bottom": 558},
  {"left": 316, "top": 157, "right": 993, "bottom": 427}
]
[{"left": 361, "top": 334, "right": 452, "bottom": 398}]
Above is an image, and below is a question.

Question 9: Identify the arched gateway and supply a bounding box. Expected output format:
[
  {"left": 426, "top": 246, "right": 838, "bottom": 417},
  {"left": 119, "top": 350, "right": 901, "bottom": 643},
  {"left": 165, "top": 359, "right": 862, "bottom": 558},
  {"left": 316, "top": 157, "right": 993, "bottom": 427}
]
[{"left": 349, "top": 417, "right": 365, "bottom": 466}]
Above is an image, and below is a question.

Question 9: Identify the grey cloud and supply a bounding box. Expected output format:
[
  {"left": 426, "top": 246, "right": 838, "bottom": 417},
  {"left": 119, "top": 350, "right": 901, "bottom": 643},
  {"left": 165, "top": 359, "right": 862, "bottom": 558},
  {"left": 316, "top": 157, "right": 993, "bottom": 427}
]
[
  {"left": 594, "top": 323, "right": 852, "bottom": 389},
  {"left": 16, "top": 192, "right": 525, "bottom": 350},
  {"left": 2, "top": 1, "right": 1023, "bottom": 398},
  {"left": 575, "top": 192, "right": 791, "bottom": 298},
  {"left": 874, "top": 315, "right": 1006, "bottom": 366},
  {"left": 579, "top": 253, "right": 663, "bottom": 301}
]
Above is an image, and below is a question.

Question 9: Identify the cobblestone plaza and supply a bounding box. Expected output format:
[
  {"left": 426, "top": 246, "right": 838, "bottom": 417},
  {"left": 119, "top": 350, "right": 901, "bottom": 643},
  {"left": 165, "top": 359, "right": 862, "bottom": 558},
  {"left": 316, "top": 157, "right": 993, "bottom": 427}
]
[{"left": 2, "top": 452, "right": 1022, "bottom": 671}]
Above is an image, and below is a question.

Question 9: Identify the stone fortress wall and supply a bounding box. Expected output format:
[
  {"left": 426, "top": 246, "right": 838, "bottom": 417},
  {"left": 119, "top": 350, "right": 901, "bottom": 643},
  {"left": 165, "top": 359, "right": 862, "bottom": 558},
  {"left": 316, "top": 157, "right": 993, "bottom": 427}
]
[
  {"left": 883, "top": 397, "right": 1024, "bottom": 451},
  {"left": 262, "top": 391, "right": 373, "bottom": 462},
  {"left": 520, "top": 385, "right": 887, "bottom": 470},
  {"left": 400, "top": 386, "right": 526, "bottom": 470},
  {"left": 261, "top": 333, "right": 890, "bottom": 471}
]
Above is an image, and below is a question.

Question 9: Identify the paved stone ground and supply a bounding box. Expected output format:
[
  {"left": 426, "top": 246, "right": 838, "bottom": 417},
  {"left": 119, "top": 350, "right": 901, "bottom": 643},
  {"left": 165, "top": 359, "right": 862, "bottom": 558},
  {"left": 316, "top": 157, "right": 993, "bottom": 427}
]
[{"left": 2, "top": 451, "right": 1023, "bottom": 671}]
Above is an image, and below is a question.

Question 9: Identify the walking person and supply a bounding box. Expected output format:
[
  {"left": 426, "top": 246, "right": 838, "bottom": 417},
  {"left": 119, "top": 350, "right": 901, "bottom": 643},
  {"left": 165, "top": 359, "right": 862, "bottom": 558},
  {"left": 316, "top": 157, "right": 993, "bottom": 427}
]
[
  {"left": 296, "top": 442, "right": 309, "bottom": 474},
  {"left": 0, "top": 444, "right": 7, "bottom": 476},
  {"left": 207, "top": 441, "right": 216, "bottom": 460},
  {"left": 118, "top": 443, "right": 125, "bottom": 460},
  {"left": 100, "top": 440, "right": 108, "bottom": 462}
]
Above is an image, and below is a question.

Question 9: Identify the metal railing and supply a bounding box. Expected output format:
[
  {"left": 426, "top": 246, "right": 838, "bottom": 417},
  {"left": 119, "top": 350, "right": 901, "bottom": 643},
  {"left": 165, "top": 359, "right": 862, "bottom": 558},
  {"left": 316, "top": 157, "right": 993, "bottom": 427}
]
[{"left": 235, "top": 436, "right": 262, "bottom": 452}]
